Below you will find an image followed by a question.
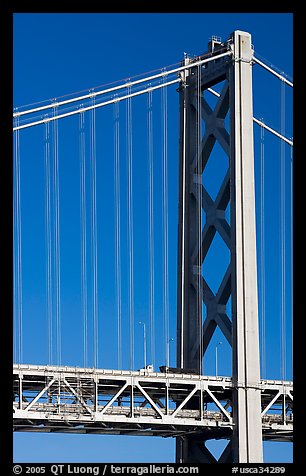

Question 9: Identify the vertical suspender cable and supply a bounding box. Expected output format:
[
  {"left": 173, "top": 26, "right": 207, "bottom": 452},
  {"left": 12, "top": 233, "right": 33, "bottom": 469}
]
[
  {"left": 180, "top": 68, "right": 188, "bottom": 371},
  {"left": 90, "top": 97, "right": 99, "bottom": 368},
  {"left": 260, "top": 123, "right": 266, "bottom": 378},
  {"left": 13, "top": 118, "right": 23, "bottom": 364},
  {"left": 147, "top": 89, "right": 155, "bottom": 369},
  {"left": 53, "top": 106, "right": 61, "bottom": 366},
  {"left": 79, "top": 111, "right": 88, "bottom": 368},
  {"left": 280, "top": 79, "right": 286, "bottom": 381},
  {"left": 196, "top": 65, "right": 203, "bottom": 375},
  {"left": 44, "top": 121, "right": 53, "bottom": 365},
  {"left": 13, "top": 122, "right": 18, "bottom": 362},
  {"left": 162, "top": 74, "right": 170, "bottom": 367},
  {"left": 290, "top": 144, "right": 293, "bottom": 376},
  {"left": 17, "top": 123, "right": 23, "bottom": 365},
  {"left": 13, "top": 129, "right": 18, "bottom": 363},
  {"left": 127, "top": 85, "right": 134, "bottom": 370},
  {"left": 114, "top": 99, "right": 122, "bottom": 370}
]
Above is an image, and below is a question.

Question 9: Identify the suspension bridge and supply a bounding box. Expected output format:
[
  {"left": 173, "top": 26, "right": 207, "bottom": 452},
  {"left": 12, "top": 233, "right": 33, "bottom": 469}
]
[{"left": 13, "top": 30, "right": 293, "bottom": 463}]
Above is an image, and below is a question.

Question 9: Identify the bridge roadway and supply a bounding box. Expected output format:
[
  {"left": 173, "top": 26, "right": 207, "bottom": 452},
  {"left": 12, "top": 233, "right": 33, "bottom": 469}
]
[{"left": 13, "top": 364, "right": 293, "bottom": 441}]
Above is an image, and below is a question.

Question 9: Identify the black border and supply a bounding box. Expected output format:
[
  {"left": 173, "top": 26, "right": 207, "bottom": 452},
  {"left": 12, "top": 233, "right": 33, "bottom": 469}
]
[{"left": 0, "top": 2, "right": 14, "bottom": 474}]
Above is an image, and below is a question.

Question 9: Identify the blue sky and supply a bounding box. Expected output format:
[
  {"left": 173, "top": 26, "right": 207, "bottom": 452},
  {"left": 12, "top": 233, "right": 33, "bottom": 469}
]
[{"left": 13, "top": 12, "right": 293, "bottom": 463}]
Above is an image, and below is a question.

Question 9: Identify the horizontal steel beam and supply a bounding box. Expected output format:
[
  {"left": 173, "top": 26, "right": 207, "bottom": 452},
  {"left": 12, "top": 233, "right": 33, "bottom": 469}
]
[{"left": 13, "top": 364, "right": 293, "bottom": 441}]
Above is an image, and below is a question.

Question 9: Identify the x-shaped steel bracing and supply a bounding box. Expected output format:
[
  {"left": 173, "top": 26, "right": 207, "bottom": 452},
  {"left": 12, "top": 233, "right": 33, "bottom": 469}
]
[{"left": 190, "top": 81, "right": 232, "bottom": 362}]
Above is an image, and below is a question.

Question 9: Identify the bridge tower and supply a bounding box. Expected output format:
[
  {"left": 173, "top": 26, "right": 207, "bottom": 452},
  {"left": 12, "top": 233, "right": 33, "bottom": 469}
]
[{"left": 176, "top": 30, "right": 263, "bottom": 463}]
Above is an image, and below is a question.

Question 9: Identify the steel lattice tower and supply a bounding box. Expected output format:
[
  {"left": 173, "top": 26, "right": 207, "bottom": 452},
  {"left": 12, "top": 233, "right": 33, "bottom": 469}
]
[{"left": 176, "top": 30, "right": 263, "bottom": 463}]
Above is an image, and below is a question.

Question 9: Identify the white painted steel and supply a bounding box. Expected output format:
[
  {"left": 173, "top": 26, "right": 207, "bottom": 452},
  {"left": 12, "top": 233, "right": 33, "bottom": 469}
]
[
  {"left": 253, "top": 56, "right": 293, "bottom": 87},
  {"left": 13, "top": 364, "right": 292, "bottom": 439},
  {"left": 13, "top": 51, "right": 232, "bottom": 118},
  {"left": 230, "top": 30, "right": 263, "bottom": 463},
  {"left": 13, "top": 79, "right": 180, "bottom": 131}
]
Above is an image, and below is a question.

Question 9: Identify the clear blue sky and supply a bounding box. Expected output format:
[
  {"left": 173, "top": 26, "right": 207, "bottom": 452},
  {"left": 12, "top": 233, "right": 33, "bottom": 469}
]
[{"left": 13, "top": 12, "right": 293, "bottom": 463}]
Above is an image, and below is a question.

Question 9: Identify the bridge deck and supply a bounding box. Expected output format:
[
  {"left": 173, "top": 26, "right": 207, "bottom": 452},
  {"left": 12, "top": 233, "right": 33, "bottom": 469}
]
[{"left": 13, "top": 364, "right": 293, "bottom": 441}]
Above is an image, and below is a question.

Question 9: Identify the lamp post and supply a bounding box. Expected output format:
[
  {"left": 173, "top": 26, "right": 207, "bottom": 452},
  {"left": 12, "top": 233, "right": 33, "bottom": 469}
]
[
  {"left": 138, "top": 321, "right": 147, "bottom": 369},
  {"left": 167, "top": 337, "right": 174, "bottom": 368},
  {"left": 215, "top": 341, "right": 222, "bottom": 376}
]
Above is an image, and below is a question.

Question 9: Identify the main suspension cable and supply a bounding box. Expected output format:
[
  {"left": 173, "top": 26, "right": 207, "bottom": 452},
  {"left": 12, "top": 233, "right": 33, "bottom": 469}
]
[
  {"left": 13, "top": 80, "right": 180, "bottom": 131},
  {"left": 208, "top": 88, "right": 293, "bottom": 147},
  {"left": 253, "top": 56, "right": 293, "bottom": 87},
  {"left": 13, "top": 51, "right": 232, "bottom": 119}
]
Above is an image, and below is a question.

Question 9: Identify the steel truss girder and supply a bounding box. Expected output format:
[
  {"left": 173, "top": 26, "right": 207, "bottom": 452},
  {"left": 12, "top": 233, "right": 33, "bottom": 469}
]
[{"left": 13, "top": 364, "right": 292, "bottom": 440}]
